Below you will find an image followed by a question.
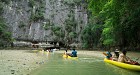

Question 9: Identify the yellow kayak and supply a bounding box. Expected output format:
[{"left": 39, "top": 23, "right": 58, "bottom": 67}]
[
  {"left": 104, "top": 58, "right": 140, "bottom": 71},
  {"left": 63, "top": 54, "right": 78, "bottom": 59}
]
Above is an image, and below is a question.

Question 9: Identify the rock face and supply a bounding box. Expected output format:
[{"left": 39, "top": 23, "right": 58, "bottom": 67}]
[{"left": 2, "top": 0, "right": 87, "bottom": 45}]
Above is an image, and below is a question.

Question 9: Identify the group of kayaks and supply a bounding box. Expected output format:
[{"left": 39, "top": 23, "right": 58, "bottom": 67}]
[
  {"left": 63, "top": 54, "right": 140, "bottom": 71},
  {"left": 32, "top": 50, "right": 78, "bottom": 59},
  {"left": 63, "top": 52, "right": 140, "bottom": 71},
  {"left": 33, "top": 50, "right": 140, "bottom": 71},
  {"left": 104, "top": 58, "right": 140, "bottom": 71}
]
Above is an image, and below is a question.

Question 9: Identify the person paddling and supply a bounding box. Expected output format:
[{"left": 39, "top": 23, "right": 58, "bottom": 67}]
[
  {"left": 103, "top": 51, "right": 112, "bottom": 60},
  {"left": 64, "top": 49, "right": 71, "bottom": 57},
  {"left": 112, "top": 49, "right": 120, "bottom": 61},
  {"left": 118, "top": 50, "right": 139, "bottom": 65},
  {"left": 71, "top": 49, "right": 77, "bottom": 57}
]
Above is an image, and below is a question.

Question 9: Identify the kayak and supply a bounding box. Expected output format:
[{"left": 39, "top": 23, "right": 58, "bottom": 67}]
[
  {"left": 104, "top": 58, "right": 140, "bottom": 71},
  {"left": 63, "top": 54, "right": 78, "bottom": 59}
]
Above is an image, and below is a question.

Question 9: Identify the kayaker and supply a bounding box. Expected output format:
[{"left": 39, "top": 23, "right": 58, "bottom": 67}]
[
  {"left": 71, "top": 49, "right": 77, "bottom": 57},
  {"left": 112, "top": 49, "right": 119, "bottom": 61},
  {"left": 64, "top": 49, "right": 67, "bottom": 55},
  {"left": 106, "top": 51, "right": 112, "bottom": 60},
  {"left": 114, "top": 49, "right": 119, "bottom": 58},
  {"left": 118, "top": 50, "right": 139, "bottom": 65},
  {"left": 103, "top": 51, "right": 112, "bottom": 60},
  {"left": 64, "top": 49, "right": 71, "bottom": 56}
]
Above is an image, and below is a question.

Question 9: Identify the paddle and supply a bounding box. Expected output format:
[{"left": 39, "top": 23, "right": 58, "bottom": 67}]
[{"left": 103, "top": 52, "right": 108, "bottom": 56}]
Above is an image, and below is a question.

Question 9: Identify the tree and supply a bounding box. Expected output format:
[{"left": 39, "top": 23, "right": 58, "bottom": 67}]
[
  {"left": 87, "top": 0, "right": 140, "bottom": 50},
  {"left": 81, "top": 15, "right": 103, "bottom": 49}
]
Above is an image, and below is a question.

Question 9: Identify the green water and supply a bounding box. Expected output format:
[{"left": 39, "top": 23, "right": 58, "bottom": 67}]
[{"left": 30, "top": 52, "right": 140, "bottom": 75}]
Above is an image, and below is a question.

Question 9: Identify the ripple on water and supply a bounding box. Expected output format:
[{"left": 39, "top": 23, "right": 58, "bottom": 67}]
[{"left": 79, "top": 57, "right": 103, "bottom": 63}]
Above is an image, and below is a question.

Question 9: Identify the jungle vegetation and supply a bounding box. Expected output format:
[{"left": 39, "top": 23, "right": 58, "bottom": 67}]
[{"left": 81, "top": 0, "right": 140, "bottom": 50}]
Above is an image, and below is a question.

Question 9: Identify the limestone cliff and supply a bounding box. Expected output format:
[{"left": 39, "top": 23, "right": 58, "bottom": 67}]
[{"left": 2, "top": 0, "right": 87, "bottom": 46}]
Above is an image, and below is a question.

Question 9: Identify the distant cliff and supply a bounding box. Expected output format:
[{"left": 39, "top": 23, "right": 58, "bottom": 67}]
[{"left": 2, "top": 0, "right": 87, "bottom": 47}]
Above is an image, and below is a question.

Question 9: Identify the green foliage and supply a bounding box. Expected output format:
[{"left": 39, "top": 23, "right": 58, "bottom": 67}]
[
  {"left": 88, "top": 0, "right": 108, "bottom": 15},
  {"left": 81, "top": 25, "right": 91, "bottom": 48},
  {"left": 18, "top": 21, "right": 26, "bottom": 28},
  {"left": 51, "top": 26, "right": 64, "bottom": 38},
  {"left": 87, "top": 0, "right": 140, "bottom": 49},
  {"left": 82, "top": 42, "right": 89, "bottom": 49},
  {"left": 29, "top": 0, "right": 46, "bottom": 22},
  {"left": 65, "top": 13, "right": 77, "bottom": 32},
  {"left": 30, "top": 12, "right": 44, "bottom": 22},
  {"left": 2, "top": 32, "right": 11, "bottom": 41},
  {"left": 103, "top": 39, "right": 114, "bottom": 46},
  {"left": 63, "top": 0, "right": 82, "bottom": 5},
  {"left": 0, "top": 0, "right": 10, "bottom": 4},
  {"left": 81, "top": 22, "right": 103, "bottom": 48},
  {"left": 0, "top": 17, "right": 12, "bottom": 47},
  {"left": 55, "top": 30, "right": 64, "bottom": 38},
  {"left": 0, "top": 2, "right": 4, "bottom": 14},
  {"left": 51, "top": 26, "right": 61, "bottom": 32},
  {"left": 63, "top": 10, "right": 78, "bottom": 46},
  {"left": 43, "top": 19, "right": 52, "bottom": 30},
  {"left": 28, "top": 0, "right": 35, "bottom": 8},
  {"left": 101, "top": 18, "right": 115, "bottom": 46},
  {"left": 0, "top": 1, "right": 12, "bottom": 47},
  {"left": 69, "top": 32, "right": 77, "bottom": 38},
  {"left": 44, "top": 24, "right": 49, "bottom": 30}
]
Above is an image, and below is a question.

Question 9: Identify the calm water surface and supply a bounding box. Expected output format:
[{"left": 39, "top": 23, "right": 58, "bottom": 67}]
[{"left": 30, "top": 51, "right": 140, "bottom": 75}]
